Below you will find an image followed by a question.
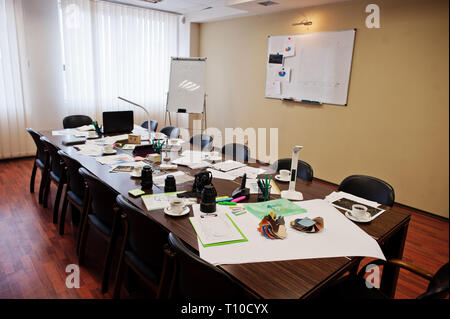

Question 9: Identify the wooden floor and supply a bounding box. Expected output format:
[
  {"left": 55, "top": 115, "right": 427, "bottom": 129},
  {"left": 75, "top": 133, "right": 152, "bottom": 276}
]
[{"left": 0, "top": 157, "right": 448, "bottom": 299}]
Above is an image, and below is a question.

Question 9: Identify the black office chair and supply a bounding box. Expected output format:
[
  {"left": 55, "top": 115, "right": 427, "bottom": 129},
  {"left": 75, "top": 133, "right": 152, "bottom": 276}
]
[
  {"left": 271, "top": 158, "right": 314, "bottom": 182},
  {"left": 40, "top": 137, "right": 66, "bottom": 223},
  {"left": 58, "top": 151, "right": 87, "bottom": 239},
  {"left": 166, "top": 232, "right": 255, "bottom": 299},
  {"left": 26, "top": 128, "right": 49, "bottom": 204},
  {"left": 338, "top": 175, "right": 395, "bottom": 207},
  {"left": 78, "top": 167, "right": 121, "bottom": 293},
  {"left": 141, "top": 120, "right": 158, "bottom": 132},
  {"left": 113, "top": 195, "right": 170, "bottom": 299},
  {"left": 63, "top": 115, "right": 93, "bottom": 129},
  {"left": 189, "top": 134, "right": 213, "bottom": 150},
  {"left": 221, "top": 143, "right": 250, "bottom": 162},
  {"left": 160, "top": 126, "right": 180, "bottom": 138},
  {"left": 320, "top": 259, "right": 449, "bottom": 299}
]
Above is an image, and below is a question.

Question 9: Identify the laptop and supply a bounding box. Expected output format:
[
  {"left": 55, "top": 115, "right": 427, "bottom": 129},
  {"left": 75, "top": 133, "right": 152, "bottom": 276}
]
[{"left": 102, "top": 111, "right": 134, "bottom": 134}]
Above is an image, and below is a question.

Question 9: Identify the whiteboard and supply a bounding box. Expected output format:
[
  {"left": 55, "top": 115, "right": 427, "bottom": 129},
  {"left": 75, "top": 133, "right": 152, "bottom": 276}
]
[
  {"left": 167, "top": 57, "right": 206, "bottom": 114},
  {"left": 265, "top": 29, "right": 356, "bottom": 105}
]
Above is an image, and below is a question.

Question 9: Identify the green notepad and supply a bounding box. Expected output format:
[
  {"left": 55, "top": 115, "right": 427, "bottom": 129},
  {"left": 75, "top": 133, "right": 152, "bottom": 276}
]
[
  {"left": 189, "top": 214, "right": 248, "bottom": 247},
  {"left": 244, "top": 198, "right": 307, "bottom": 219}
]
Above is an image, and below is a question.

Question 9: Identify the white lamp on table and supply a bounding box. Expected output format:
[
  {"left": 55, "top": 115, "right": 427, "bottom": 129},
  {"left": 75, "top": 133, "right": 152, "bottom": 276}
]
[
  {"left": 118, "top": 96, "right": 152, "bottom": 140},
  {"left": 281, "top": 145, "right": 304, "bottom": 201}
]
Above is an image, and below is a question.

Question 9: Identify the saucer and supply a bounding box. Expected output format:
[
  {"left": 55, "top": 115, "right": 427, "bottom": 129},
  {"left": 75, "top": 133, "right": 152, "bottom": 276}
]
[
  {"left": 275, "top": 175, "right": 290, "bottom": 182},
  {"left": 164, "top": 206, "right": 190, "bottom": 217},
  {"left": 345, "top": 211, "right": 371, "bottom": 223},
  {"left": 130, "top": 170, "right": 142, "bottom": 178},
  {"left": 103, "top": 150, "right": 117, "bottom": 155}
]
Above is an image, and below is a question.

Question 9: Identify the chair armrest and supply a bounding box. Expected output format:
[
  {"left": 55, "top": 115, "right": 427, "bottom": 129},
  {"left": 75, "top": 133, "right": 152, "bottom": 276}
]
[{"left": 358, "top": 259, "right": 434, "bottom": 281}]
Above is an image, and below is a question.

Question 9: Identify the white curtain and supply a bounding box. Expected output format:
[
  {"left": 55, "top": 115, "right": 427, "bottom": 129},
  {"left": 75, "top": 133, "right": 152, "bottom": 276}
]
[
  {"left": 0, "top": 0, "right": 31, "bottom": 159},
  {"left": 60, "top": 0, "right": 179, "bottom": 126}
]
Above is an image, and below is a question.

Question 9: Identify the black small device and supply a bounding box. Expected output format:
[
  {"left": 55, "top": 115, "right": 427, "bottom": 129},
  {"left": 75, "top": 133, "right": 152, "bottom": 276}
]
[
  {"left": 140, "top": 166, "right": 153, "bottom": 190},
  {"left": 102, "top": 110, "right": 134, "bottom": 134},
  {"left": 200, "top": 184, "right": 217, "bottom": 214},
  {"left": 177, "top": 170, "right": 213, "bottom": 198},
  {"left": 164, "top": 175, "right": 177, "bottom": 193},
  {"left": 232, "top": 173, "right": 250, "bottom": 199}
]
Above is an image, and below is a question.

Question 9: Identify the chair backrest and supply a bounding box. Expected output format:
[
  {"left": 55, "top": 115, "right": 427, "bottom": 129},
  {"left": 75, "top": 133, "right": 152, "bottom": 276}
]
[
  {"left": 58, "top": 151, "right": 85, "bottom": 199},
  {"left": 189, "top": 134, "right": 213, "bottom": 149},
  {"left": 79, "top": 167, "right": 117, "bottom": 229},
  {"left": 141, "top": 120, "right": 158, "bottom": 132},
  {"left": 168, "top": 232, "right": 253, "bottom": 299},
  {"left": 63, "top": 115, "right": 93, "bottom": 129},
  {"left": 26, "top": 128, "right": 47, "bottom": 163},
  {"left": 221, "top": 143, "right": 249, "bottom": 162},
  {"left": 40, "top": 137, "right": 63, "bottom": 178},
  {"left": 418, "top": 263, "right": 449, "bottom": 299},
  {"left": 116, "top": 195, "right": 168, "bottom": 278},
  {"left": 160, "top": 126, "right": 180, "bottom": 138},
  {"left": 271, "top": 158, "right": 314, "bottom": 182},
  {"left": 338, "top": 175, "right": 395, "bottom": 207}
]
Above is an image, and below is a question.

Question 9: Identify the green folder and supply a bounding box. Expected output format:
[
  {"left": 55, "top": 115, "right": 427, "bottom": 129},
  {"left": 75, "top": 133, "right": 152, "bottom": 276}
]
[
  {"left": 189, "top": 214, "right": 248, "bottom": 247},
  {"left": 244, "top": 198, "right": 307, "bottom": 219}
]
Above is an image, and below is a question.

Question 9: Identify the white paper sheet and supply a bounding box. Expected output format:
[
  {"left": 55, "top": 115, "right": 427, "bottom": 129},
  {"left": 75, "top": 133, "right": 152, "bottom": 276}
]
[
  {"left": 196, "top": 199, "right": 385, "bottom": 265},
  {"left": 95, "top": 154, "right": 134, "bottom": 165},
  {"left": 190, "top": 205, "right": 245, "bottom": 246},
  {"left": 324, "top": 191, "right": 385, "bottom": 221},
  {"left": 265, "top": 81, "right": 281, "bottom": 96},
  {"left": 172, "top": 156, "right": 212, "bottom": 169},
  {"left": 283, "top": 36, "right": 295, "bottom": 57},
  {"left": 153, "top": 171, "right": 194, "bottom": 186},
  {"left": 52, "top": 129, "right": 77, "bottom": 136},
  {"left": 212, "top": 160, "right": 246, "bottom": 172},
  {"left": 226, "top": 166, "right": 267, "bottom": 179},
  {"left": 206, "top": 168, "right": 236, "bottom": 181}
]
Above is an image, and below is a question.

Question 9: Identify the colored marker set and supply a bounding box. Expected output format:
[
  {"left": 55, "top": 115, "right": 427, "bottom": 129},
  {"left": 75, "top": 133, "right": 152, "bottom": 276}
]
[{"left": 230, "top": 206, "right": 247, "bottom": 216}]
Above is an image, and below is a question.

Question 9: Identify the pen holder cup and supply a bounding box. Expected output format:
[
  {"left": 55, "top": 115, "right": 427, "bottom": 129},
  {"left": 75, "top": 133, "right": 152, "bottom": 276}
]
[{"left": 257, "top": 185, "right": 271, "bottom": 202}]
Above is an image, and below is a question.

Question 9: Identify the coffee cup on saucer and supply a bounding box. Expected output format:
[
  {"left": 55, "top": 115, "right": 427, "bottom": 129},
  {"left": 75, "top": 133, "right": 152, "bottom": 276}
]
[
  {"left": 103, "top": 144, "right": 114, "bottom": 154},
  {"left": 167, "top": 198, "right": 185, "bottom": 215},
  {"left": 351, "top": 204, "right": 369, "bottom": 220},
  {"left": 276, "top": 169, "right": 291, "bottom": 182}
]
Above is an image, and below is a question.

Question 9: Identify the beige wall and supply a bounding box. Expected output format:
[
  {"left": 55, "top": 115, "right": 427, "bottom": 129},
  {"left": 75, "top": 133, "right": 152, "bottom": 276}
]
[{"left": 198, "top": 0, "right": 449, "bottom": 217}]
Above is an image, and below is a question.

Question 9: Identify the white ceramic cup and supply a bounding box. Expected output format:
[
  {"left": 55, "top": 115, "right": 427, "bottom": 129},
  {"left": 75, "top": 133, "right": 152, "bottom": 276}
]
[
  {"left": 351, "top": 204, "right": 368, "bottom": 219},
  {"left": 103, "top": 144, "right": 114, "bottom": 153},
  {"left": 169, "top": 198, "right": 185, "bottom": 215},
  {"left": 279, "top": 169, "right": 291, "bottom": 180}
]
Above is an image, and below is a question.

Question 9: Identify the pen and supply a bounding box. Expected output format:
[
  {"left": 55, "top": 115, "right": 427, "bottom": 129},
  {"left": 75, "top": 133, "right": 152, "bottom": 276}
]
[{"left": 231, "top": 196, "right": 246, "bottom": 203}]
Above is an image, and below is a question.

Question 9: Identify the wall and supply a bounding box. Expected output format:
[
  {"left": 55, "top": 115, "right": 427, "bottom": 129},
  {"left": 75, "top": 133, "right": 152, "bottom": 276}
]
[{"left": 198, "top": 0, "right": 449, "bottom": 217}]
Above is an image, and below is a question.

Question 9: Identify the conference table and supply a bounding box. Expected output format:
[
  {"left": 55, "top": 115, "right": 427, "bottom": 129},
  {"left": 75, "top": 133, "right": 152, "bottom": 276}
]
[{"left": 42, "top": 130, "right": 410, "bottom": 299}]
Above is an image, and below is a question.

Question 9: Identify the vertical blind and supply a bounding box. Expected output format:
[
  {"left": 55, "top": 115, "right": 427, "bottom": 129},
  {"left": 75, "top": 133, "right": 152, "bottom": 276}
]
[
  {"left": 60, "top": 0, "right": 179, "bottom": 125},
  {"left": 0, "top": 0, "right": 30, "bottom": 159}
]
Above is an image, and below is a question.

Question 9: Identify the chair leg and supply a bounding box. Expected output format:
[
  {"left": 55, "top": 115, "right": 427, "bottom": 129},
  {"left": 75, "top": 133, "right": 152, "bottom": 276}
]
[
  {"left": 30, "top": 160, "right": 37, "bottom": 193},
  {"left": 43, "top": 175, "right": 51, "bottom": 208},
  {"left": 101, "top": 235, "right": 118, "bottom": 294},
  {"left": 38, "top": 168, "right": 48, "bottom": 204},
  {"left": 113, "top": 259, "right": 126, "bottom": 299},
  {"left": 59, "top": 193, "right": 69, "bottom": 235},
  {"left": 78, "top": 219, "right": 90, "bottom": 266},
  {"left": 52, "top": 182, "right": 64, "bottom": 224},
  {"left": 76, "top": 200, "right": 88, "bottom": 256}
]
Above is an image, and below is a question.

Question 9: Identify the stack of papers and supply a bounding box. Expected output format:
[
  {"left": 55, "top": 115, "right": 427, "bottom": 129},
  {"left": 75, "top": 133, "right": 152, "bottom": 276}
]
[
  {"left": 190, "top": 204, "right": 247, "bottom": 247},
  {"left": 181, "top": 150, "right": 222, "bottom": 162},
  {"left": 153, "top": 171, "right": 195, "bottom": 187},
  {"left": 206, "top": 168, "right": 236, "bottom": 181},
  {"left": 324, "top": 191, "right": 385, "bottom": 221},
  {"left": 95, "top": 154, "right": 134, "bottom": 165},
  {"left": 227, "top": 166, "right": 267, "bottom": 179},
  {"left": 76, "top": 124, "right": 95, "bottom": 131},
  {"left": 212, "top": 160, "right": 246, "bottom": 172},
  {"left": 172, "top": 156, "right": 211, "bottom": 169},
  {"left": 75, "top": 143, "right": 104, "bottom": 156}
]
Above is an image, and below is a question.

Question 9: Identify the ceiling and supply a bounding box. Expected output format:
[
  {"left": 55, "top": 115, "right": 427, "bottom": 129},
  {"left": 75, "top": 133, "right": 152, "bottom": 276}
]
[{"left": 106, "top": 0, "right": 350, "bottom": 22}]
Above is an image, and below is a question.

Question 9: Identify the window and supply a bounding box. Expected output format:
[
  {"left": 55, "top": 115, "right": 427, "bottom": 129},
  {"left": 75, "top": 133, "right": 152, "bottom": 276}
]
[{"left": 59, "top": 0, "right": 179, "bottom": 125}]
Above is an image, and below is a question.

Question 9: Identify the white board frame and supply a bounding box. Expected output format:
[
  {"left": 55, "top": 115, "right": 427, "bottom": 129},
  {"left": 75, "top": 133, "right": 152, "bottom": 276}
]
[
  {"left": 265, "top": 29, "right": 356, "bottom": 106},
  {"left": 166, "top": 57, "right": 206, "bottom": 114}
]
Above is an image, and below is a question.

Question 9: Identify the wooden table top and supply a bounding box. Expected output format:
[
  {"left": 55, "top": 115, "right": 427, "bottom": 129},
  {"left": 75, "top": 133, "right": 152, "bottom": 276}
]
[{"left": 42, "top": 131, "right": 410, "bottom": 299}]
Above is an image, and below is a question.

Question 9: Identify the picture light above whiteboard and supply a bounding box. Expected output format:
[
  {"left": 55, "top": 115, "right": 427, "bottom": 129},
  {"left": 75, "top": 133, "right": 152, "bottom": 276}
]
[{"left": 265, "top": 29, "right": 356, "bottom": 106}]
